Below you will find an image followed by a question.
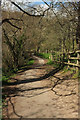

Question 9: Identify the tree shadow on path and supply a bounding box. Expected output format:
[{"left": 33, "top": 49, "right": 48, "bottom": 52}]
[{"left": 5, "top": 64, "right": 64, "bottom": 86}]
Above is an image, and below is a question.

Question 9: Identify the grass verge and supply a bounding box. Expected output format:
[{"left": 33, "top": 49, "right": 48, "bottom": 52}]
[
  {"left": 2, "top": 59, "right": 34, "bottom": 85},
  {"left": 36, "top": 53, "right": 52, "bottom": 59},
  {"left": 27, "top": 59, "right": 34, "bottom": 65}
]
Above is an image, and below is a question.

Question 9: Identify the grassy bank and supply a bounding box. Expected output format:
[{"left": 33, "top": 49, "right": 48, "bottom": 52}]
[
  {"left": 35, "top": 53, "right": 52, "bottom": 59},
  {"left": 36, "top": 52, "right": 61, "bottom": 68},
  {"left": 2, "top": 58, "right": 34, "bottom": 85}
]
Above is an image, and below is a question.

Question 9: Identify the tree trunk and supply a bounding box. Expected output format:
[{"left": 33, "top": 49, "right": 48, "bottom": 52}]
[
  {"left": 72, "top": 36, "right": 75, "bottom": 51},
  {"left": 76, "top": 2, "right": 80, "bottom": 50}
]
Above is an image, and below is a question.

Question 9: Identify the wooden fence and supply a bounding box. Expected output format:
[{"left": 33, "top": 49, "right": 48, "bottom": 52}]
[
  {"left": 36, "top": 49, "right": 80, "bottom": 72},
  {"left": 64, "top": 50, "right": 80, "bottom": 71},
  {"left": 49, "top": 50, "right": 80, "bottom": 71}
]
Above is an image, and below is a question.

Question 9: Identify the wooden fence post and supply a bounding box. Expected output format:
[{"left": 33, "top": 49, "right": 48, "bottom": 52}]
[
  {"left": 76, "top": 51, "right": 80, "bottom": 72},
  {"left": 64, "top": 51, "right": 80, "bottom": 70},
  {"left": 49, "top": 54, "right": 53, "bottom": 60},
  {"left": 68, "top": 54, "right": 70, "bottom": 69}
]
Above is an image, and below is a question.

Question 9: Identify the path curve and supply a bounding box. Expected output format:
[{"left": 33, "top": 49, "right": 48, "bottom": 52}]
[
  {"left": 33, "top": 56, "right": 45, "bottom": 65},
  {"left": 4, "top": 56, "right": 78, "bottom": 119}
]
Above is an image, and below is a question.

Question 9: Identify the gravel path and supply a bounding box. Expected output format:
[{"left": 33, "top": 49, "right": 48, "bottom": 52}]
[{"left": 3, "top": 56, "right": 78, "bottom": 119}]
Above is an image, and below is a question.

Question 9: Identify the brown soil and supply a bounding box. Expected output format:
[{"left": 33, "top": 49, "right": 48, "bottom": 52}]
[{"left": 3, "top": 56, "right": 78, "bottom": 119}]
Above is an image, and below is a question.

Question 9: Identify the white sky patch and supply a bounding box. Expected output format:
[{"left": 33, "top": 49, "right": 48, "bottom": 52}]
[
  {"left": 27, "top": 0, "right": 42, "bottom": 2},
  {"left": 2, "top": 0, "right": 43, "bottom": 3},
  {"left": 1, "top": 0, "right": 50, "bottom": 11},
  {"left": 1, "top": 0, "right": 51, "bottom": 4},
  {"left": 39, "top": 4, "right": 48, "bottom": 9},
  {"left": 1, "top": 0, "right": 80, "bottom": 11},
  {"left": 1, "top": 0, "right": 80, "bottom": 4}
]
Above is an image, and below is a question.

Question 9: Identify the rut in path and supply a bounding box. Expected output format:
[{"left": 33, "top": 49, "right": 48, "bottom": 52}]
[{"left": 4, "top": 56, "right": 78, "bottom": 119}]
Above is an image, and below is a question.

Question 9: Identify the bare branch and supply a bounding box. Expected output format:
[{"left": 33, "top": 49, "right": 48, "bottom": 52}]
[
  {"left": 2, "top": 18, "right": 22, "bottom": 24},
  {"left": 42, "top": 0, "right": 63, "bottom": 28},
  {"left": 1, "top": 18, "right": 21, "bottom": 29},
  {"left": 10, "top": 1, "right": 44, "bottom": 17},
  {"left": 42, "top": 0, "right": 50, "bottom": 7},
  {"left": 58, "top": 1, "right": 72, "bottom": 16}
]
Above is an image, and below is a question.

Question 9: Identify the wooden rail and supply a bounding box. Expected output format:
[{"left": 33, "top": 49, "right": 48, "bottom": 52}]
[
  {"left": 64, "top": 50, "right": 80, "bottom": 71},
  {"left": 69, "top": 57, "right": 80, "bottom": 60},
  {"left": 64, "top": 62, "right": 80, "bottom": 67},
  {"left": 42, "top": 50, "right": 80, "bottom": 71}
]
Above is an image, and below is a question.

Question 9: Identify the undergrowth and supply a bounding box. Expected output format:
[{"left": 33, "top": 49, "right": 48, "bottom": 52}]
[
  {"left": 62, "top": 66, "right": 79, "bottom": 79},
  {"left": 35, "top": 53, "right": 52, "bottom": 59},
  {"left": 27, "top": 59, "right": 34, "bottom": 65},
  {"left": 2, "top": 59, "right": 34, "bottom": 85}
]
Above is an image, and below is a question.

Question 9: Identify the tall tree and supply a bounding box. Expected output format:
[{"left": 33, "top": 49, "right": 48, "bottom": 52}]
[{"left": 76, "top": 2, "right": 80, "bottom": 50}]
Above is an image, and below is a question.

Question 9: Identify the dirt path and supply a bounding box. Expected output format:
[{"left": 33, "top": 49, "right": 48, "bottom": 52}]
[{"left": 3, "top": 56, "right": 78, "bottom": 119}]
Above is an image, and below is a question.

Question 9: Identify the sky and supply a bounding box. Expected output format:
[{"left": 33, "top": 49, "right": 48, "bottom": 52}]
[
  {"left": 1, "top": 0, "right": 50, "bottom": 4},
  {"left": 1, "top": 0, "right": 80, "bottom": 11},
  {"left": 2, "top": 0, "right": 80, "bottom": 3},
  {"left": 1, "top": 0, "right": 50, "bottom": 11}
]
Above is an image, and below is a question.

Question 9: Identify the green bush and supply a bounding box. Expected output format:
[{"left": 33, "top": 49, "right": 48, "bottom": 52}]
[
  {"left": 27, "top": 60, "right": 34, "bottom": 65},
  {"left": 36, "top": 53, "right": 52, "bottom": 59},
  {"left": 47, "top": 60, "right": 53, "bottom": 65},
  {"left": 2, "top": 76, "right": 9, "bottom": 81},
  {"left": 2, "top": 75, "right": 9, "bottom": 84},
  {"left": 52, "top": 63, "right": 60, "bottom": 68}
]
